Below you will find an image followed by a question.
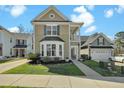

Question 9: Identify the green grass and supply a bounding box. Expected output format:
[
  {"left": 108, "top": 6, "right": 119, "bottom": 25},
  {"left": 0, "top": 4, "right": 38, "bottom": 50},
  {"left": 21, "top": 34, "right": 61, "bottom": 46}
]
[
  {"left": 3, "top": 63, "right": 85, "bottom": 76},
  {"left": 0, "top": 86, "right": 29, "bottom": 88},
  {"left": 0, "top": 58, "right": 24, "bottom": 64},
  {"left": 82, "top": 60, "right": 124, "bottom": 76}
]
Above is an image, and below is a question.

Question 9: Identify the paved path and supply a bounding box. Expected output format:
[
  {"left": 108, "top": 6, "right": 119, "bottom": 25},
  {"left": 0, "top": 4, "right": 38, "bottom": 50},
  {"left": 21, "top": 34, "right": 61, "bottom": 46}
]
[
  {"left": 0, "top": 74, "right": 124, "bottom": 88},
  {"left": 0, "top": 59, "right": 29, "bottom": 73},
  {"left": 73, "top": 60, "right": 102, "bottom": 77}
]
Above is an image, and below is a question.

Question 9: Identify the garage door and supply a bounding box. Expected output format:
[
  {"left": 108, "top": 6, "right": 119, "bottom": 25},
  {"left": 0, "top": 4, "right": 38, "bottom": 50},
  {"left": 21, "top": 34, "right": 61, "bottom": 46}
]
[{"left": 91, "top": 49, "right": 112, "bottom": 61}]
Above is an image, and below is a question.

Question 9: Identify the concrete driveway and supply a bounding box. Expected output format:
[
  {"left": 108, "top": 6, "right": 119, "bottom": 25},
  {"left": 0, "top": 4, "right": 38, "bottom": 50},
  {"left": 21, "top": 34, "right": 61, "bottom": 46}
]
[
  {"left": 0, "top": 74, "right": 124, "bottom": 88},
  {"left": 0, "top": 59, "right": 29, "bottom": 73}
]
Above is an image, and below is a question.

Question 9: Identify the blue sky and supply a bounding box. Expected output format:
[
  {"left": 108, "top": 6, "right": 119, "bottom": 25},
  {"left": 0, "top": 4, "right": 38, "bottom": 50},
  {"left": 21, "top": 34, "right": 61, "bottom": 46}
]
[{"left": 0, "top": 5, "right": 124, "bottom": 39}]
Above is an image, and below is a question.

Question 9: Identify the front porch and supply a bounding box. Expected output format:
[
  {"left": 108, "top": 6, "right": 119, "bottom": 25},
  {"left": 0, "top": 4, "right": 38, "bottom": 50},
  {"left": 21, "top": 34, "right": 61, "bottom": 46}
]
[{"left": 13, "top": 48, "right": 26, "bottom": 57}]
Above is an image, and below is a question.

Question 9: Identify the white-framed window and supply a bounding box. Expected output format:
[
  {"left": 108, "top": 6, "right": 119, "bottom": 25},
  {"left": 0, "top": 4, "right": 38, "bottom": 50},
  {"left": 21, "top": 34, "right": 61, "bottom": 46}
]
[
  {"left": 41, "top": 45, "right": 44, "bottom": 56},
  {"left": 49, "top": 13, "right": 55, "bottom": 19},
  {"left": 47, "top": 44, "right": 51, "bottom": 56},
  {"left": 46, "top": 44, "right": 56, "bottom": 56},
  {"left": 52, "top": 44, "right": 56, "bottom": 56},
  {"left": 44, "top": 25, "right": 59, "bottom": 36},
  {"left": 59, "top": 45, "right": 62, "bottom": 56},
  {"left": 40, "top": 42, "right": 64, "bottom": 58}
]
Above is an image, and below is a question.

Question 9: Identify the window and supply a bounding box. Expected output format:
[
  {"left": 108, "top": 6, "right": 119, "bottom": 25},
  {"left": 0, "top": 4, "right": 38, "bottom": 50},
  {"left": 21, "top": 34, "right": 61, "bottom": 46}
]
[
  {"left": 10, "top": 38, "right": 12, "bottom": 43},
  {"left": 59, "top": 45, "right": 62, "bottom": 56},
  {"left": 98, "top": 37, "right": 104, "bottom": 45},
  {"left": 49, "top": 13, "right": 55, "bottom": 19},
  {"left": 53, "top": 26, "right": 57, "bottom": 35},
  {"left": 46, "top": 44, "right": 56, "bottom": 56},
  {"left": 45, "top": 25, "right": 59, "bottom": 36},
  {"left": 46, "top": 26, "right": 51, "bottom": 35},
  {"left": 41, "top": 45, "right": 44, "bottom": 56},
  {"left": 47, "top": 44, "right": 51, "bottom": 56},
  {"left": 52, "top": 44, "right": 56, "bottom": 56},
  {"left": 16, "top": 40, "right": 20, "bottom": 45}
]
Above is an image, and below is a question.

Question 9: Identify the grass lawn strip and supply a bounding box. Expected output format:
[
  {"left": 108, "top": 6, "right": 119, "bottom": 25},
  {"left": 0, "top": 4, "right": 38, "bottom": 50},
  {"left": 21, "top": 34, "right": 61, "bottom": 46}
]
[
  {"left": 82, "top": 60, "right": 123, "bottom": 76},
  {"left": 3, "top": 63, "right": 85, "bottom": 76}
]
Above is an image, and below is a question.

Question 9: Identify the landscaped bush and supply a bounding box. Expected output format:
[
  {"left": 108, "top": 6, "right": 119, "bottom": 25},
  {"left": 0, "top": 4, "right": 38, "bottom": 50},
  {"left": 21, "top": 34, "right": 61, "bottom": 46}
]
[
  {"left": 121, "top": 66, "right": 124, "bottom": 74},
  {"left": 27, "top": 53, "right": 41, "bottom": 64},
  {"left": 81, "top": 54, "right": 88, "bottom": 60},
  {"left": 99, "top": 61, "right": 107, "bottom": 69}
]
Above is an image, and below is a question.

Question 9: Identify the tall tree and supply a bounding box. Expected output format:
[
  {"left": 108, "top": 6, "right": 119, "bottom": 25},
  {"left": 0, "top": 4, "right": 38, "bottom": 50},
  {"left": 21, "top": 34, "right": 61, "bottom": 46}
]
[{"left": 114, "top": 31, "right": 124, "bottom": 54}]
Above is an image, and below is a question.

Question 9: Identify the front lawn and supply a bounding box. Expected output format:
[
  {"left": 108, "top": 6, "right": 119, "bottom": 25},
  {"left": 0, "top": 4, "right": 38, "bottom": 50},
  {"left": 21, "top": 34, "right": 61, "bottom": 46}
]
[
  {"left": 82, "top": 60, "right": 124, "bottom": 76},
  {"left": 0, "top": 58, "right": 24, "bottom": 64},
  {"left": 3, "top": 63, "right": 85, "bottom": 76}
]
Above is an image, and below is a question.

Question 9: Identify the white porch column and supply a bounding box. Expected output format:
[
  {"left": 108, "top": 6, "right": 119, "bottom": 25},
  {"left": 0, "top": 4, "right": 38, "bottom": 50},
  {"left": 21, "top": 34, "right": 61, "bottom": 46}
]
[
  {"left": 69, "top": 24, "right": 71, "bottom": 59},
  {"left": 78, "top": 26, "right": 81, "bottom": 59}
]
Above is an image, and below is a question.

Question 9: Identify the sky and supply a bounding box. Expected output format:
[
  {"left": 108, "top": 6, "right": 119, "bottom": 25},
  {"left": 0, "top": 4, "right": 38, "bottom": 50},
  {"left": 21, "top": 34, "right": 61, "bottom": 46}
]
[{"left": 0, "top": 5, "right": 124, "bottom": 39}]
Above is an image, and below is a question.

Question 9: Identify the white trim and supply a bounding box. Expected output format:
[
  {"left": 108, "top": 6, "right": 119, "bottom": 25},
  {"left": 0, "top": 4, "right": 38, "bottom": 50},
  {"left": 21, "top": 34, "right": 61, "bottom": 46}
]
[
  {"left": 89, "top": 33, "right": 113, "bottom": 44},
  {"left": 69, "top": 24, "right": 71, "bottom": 59},
  {"left": 40, "top": 41, "right": 64, "bottom": 59},
  {"left": 49, "top": 13, "right": 55, "bottom": 19},
  {"left": 45, "top": 24, "right": 59, "bottom": 36},
  {"left": 71, "top": 46, "right": 79, "bottom": 60},
  {"left": 32, "top": 6, "right": 69, "bottom": 22}
]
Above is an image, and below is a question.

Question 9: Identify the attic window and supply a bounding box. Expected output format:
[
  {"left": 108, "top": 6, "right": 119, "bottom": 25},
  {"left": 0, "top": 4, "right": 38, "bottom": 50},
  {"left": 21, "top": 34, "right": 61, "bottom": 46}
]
[{"left": 49, "top": 13, "right": 55, "bottom": 19}]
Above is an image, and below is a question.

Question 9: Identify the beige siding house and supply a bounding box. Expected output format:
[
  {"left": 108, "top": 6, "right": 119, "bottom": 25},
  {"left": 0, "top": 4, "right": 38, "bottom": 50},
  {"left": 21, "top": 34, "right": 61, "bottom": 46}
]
[
  {"left": 80, "top": 33, "right": 114, "bottom": 61},
  {"left": 32, "top": 6, "right": 83, "bottom": 60}
]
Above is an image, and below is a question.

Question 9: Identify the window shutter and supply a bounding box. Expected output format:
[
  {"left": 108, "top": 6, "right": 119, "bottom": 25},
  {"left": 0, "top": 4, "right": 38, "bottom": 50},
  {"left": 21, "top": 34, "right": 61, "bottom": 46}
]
[
  {"left": 57, "top": 25, "right": 60, "bottom": 35},
  {"left": 97, "top": 39, "right": 99, "bottom": 45},
  {"left": 44, "top": 25, "right": 46, "bottom": 35},
  {"left": 103, "top": 38, "right": 105, "bottom": 45}
]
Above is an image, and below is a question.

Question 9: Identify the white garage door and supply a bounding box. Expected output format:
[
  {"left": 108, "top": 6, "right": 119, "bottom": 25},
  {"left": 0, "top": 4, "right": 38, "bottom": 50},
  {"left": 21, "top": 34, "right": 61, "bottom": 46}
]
[{"left": 91, "top": 49, "right": 112, "bottom": 61}]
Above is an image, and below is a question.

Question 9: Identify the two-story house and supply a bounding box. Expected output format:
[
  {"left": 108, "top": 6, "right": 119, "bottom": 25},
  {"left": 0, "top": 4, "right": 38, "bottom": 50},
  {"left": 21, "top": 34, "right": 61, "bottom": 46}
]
[
  {"left": 0, "top": 25, "right": 33, "bottom": 57},
  {"left": 32, "top": 6, "right": 83, "bottom": 60},
  {"left": 80, "top": 33, "right": 114, "bottom": 61}
]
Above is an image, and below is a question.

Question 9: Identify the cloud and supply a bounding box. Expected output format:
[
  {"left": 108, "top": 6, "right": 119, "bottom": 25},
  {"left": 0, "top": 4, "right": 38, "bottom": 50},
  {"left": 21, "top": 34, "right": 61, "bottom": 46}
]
[
  {"left": 71, "top": 6, "right": 95, "bottom": 27},
  {"left": 10, "top": 5, "right": 27, "bottom": 17},
  {"left": 104, "top": 9, "right": 114, "bottom": 18},
  {"left": 85, "top": 25, "right": 96, "bottom": 33},
  {"left": 8, "top": 27, "right": 20, "bottom": 33},
  {"left": 0, "top": 5, "right": 26, "bottom": 17},
  {"left": 86, "top": 5, "right": 95, "bottom": 11},
  {"left": 115, "top": 5, "right": 124, "bottom": 14},
  {"left": 104, "top": 5, "right": 124, "bottom": 18}
]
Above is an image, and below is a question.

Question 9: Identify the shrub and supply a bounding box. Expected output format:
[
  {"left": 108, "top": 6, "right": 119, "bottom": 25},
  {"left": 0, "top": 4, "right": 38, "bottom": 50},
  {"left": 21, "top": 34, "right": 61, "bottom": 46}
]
[
  {"left": 81, "top": 54, "right": 88, "bottom": 60},
  {"left": 27, "top": 53, "right": 40, "bottom": 61}
]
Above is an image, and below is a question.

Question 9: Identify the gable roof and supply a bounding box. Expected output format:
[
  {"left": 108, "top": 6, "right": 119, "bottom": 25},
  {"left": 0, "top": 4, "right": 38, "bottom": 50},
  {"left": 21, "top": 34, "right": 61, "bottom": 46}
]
[
  {"left": 0, "top": 25, "right": 12, "bottom": 34},
  {"left": 32, "top": 6, "right": 70, "bottom": 22},
  {"left": 82, "top": 33, "right": 113, "bottom": 47}
]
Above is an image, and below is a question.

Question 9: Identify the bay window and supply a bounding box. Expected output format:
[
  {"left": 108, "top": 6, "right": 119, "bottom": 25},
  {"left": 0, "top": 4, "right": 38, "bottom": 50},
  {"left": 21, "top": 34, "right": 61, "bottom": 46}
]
[{"left": 41, "top": 42, "right": 64, "bottom": 59}]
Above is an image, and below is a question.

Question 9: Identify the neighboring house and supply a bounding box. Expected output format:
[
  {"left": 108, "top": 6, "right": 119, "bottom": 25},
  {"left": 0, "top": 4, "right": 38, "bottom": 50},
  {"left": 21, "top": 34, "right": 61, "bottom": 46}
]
[
  {"left": 0, "top": 25, "right": 33, "bottom": 57},
  {"left": 80, "top": 33, "right": 114, "bottom": 61},
  {"left": 32, "top": 6, "right": 83, "bottom": 60}
]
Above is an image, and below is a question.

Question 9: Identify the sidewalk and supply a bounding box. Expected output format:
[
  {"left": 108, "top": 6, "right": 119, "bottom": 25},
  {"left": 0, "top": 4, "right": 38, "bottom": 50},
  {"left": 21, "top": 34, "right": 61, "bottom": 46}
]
[
  {"left": 73, "top": 60, "right": 102, "bottom": 77},
  {"left": 0, "top": 74, "right": 124, "bottom": 88},
  {"left": 0, "top": 59, "right": 29, "bottom": 73}
]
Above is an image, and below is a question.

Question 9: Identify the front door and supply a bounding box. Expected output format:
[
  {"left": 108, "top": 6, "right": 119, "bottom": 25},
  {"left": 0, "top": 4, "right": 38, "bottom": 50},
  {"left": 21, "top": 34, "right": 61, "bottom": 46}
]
[
  {"left": 20, "top": 49, "right": 25, "bottom": 57},
  {"left": 71, "top": 47, "right": 76, "bottom": 59}
]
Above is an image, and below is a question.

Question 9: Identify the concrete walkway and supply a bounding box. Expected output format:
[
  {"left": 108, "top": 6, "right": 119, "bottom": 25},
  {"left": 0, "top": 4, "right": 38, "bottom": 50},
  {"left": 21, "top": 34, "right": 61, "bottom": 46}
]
[
  {"left": 0, "top": 59, "right": 29, "bottom": 73},
  {"left": 73, "top": 60, "right": 102, "bottom": 77},
  {"left": 0, "top": 74, "right": 124, "bottom": 88}
]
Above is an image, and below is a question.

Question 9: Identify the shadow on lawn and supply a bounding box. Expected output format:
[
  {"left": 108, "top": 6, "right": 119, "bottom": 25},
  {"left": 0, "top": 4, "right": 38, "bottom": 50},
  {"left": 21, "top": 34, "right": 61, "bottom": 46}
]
[{"left": 28, "top": 60, "right": 84, "bottom": 76}]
